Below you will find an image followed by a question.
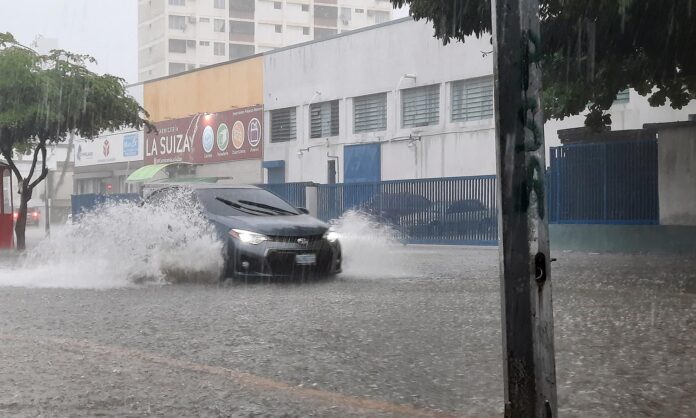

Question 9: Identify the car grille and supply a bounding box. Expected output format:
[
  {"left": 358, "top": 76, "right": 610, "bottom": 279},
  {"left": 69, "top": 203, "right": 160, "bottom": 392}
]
[{"left": 267, "top": 234, "right": 324, "bottom": 244}]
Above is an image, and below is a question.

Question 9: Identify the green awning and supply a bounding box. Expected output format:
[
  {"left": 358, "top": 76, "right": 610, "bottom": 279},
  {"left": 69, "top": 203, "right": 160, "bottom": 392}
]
[{"left": 126, "top": 163, "right": 179, "bottom": 182}]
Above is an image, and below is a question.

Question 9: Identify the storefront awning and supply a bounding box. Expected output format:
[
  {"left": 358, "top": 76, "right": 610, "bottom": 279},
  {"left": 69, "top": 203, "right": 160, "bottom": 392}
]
[{"left": 126, "top": 163, "right": 191, "bottom": 182}]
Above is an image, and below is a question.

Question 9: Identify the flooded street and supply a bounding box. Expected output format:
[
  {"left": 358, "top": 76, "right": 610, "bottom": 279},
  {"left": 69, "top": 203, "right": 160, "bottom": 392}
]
[{"left": 1, "top": 246, "right": 694, "bottom": 417}]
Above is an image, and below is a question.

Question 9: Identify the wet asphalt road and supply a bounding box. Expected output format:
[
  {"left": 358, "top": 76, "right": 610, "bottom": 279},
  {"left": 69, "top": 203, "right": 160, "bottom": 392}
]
[{"left": 1, "top": 246, "right": 695, "bottom": 417}]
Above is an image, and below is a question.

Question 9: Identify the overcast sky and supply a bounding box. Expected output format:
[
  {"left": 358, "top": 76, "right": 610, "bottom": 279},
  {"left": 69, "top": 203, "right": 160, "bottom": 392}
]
[{"left": 0, "top": 0, "right": 138, "bottom": 83}]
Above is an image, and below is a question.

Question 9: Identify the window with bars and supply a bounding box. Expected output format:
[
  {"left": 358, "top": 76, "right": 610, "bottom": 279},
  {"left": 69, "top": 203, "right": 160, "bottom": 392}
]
[
  {"left": 214, "top": 0, "right": 226, "bottom": 9},
  {"left": 169, "top": 0, "right": 185, "bottom": 6},
  {"left": 353, "top": 93, "right": 387, "bottom": 133},
  {"left": 401, "top": 85, "right": 440, "bottom": 127},
  {"left": 310, "top": 101, "right": 339, "bottom": 138},
  {"left": 451, "top": 77, "right": 494, "bottom": 122},
  {"left": 270, "top": 107, "right": 296, "bottom": 142}
]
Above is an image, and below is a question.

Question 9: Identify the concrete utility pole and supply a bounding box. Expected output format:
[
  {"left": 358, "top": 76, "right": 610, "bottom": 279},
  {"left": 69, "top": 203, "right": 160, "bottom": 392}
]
[{"left": 491, "top": 0, "right": 558, "bottom": 416}]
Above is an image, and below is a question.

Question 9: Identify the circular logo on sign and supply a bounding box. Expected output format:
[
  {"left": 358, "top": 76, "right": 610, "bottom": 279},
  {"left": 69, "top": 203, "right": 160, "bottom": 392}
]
[
  {"left": 217, "top": 123, "right": 229, "bottom": 151},
  {"left": 231, "top": 121, "right": 245, "bottom": 150},
  {"left": 202, "top": 126, "right": 214, "bottom": 153},
  {"left": 248, "top": 118, "right": 261, "bottom": 148}
]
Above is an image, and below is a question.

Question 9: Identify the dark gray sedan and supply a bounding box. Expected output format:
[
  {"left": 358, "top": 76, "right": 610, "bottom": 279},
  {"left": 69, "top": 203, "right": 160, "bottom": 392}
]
[{"left": 144, "top": 184, "right": 342, "bottom": 281}]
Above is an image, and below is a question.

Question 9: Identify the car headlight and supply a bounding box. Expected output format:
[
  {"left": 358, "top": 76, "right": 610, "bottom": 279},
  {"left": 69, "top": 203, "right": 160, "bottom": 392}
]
[
  {"left": 229, "top": 229, "right": 268, "bottom": 245},
  {"left": 323, "top": 228, "right": 340, "bottom": 243}
]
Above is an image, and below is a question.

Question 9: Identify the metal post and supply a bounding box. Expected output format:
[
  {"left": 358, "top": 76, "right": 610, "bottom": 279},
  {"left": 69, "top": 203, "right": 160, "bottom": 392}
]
[{"left": 491, "top": 0, "right": 558, "bottom": 416}]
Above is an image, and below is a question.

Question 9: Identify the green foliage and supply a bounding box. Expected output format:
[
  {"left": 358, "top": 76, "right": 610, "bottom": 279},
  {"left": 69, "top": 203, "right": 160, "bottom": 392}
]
[
  {"left": 390, "top": 0, "right": 696, "bottom": 129},
  {"left": 0, "top": 32, "right": 153, "bottom": 170}
]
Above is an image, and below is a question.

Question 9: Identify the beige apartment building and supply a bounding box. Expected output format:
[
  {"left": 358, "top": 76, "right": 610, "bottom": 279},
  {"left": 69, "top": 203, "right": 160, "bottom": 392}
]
[{"left": 138, "top": 0, "right": 395, "bottom": 81}]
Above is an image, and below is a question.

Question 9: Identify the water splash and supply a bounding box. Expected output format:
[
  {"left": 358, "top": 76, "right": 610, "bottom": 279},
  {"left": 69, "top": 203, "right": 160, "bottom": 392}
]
[
  {"left": 331, "top": 210, "right": 410, "bottom": 278},
  {"left": 0, "top": 190, "right": 223, "bottom": 289}
]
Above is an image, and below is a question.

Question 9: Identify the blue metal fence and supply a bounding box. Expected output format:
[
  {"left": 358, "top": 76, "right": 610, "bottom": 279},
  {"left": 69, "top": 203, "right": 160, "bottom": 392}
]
[
  {"left": 258, "top": 182, "right": 311, "bottom": 209},
  {"left": 548, "top": 140, "right": 658, "bottom": 224},
  {"left": 318, "top": 176, "right": 498, "bottom": 245},
  {"left": 71, "top": 193, "right": 141, "bottom": 220}
]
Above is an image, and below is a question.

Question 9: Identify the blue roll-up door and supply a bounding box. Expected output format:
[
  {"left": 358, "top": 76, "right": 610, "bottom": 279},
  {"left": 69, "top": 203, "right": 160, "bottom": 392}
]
[{"left": 344, "top": 143, "right": 381, "bottom": 183}]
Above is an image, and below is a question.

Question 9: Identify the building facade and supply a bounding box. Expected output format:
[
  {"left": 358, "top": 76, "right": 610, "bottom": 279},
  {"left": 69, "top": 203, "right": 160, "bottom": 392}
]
[
  {"left": 141, "top": 55, "right": 265, "bottom": 183},
  {"left": 138, "top": 0, "right": 395, "bottom": 81},
  {"left": 263, "top": 18, "right": 497, "bottom": 184},
  {"left": 133, "top": 17, "right": 696, "bottom": 187}
]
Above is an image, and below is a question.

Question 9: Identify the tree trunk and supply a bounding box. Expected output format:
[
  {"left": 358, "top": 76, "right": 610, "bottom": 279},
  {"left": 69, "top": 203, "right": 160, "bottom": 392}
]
[{"left": 14, "top": 181, "right": 32, "bottom": 251}]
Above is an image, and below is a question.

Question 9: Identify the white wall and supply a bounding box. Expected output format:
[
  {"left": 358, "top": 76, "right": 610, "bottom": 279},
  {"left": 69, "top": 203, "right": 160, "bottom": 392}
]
[
  {"left": 263, "top": 18, "right": 496, "bottom": 183},
  {"left": 658, "top": 126, "right": 696, "bottom": 225}
]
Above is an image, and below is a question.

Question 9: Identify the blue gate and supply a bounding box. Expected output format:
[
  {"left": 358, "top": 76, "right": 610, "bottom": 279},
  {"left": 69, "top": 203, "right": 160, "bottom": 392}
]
[
  {"left": 258, "top": 182, "right": 310, "bottom": 209},
  {"left": 71, "top": 193, "right": 141, "bottom": 220},
  {"left": 548, "top": 140, "right": 658, "bottom": 224},
  {"left": 318, "top": 176, "right": 498, "bottom": 245}
]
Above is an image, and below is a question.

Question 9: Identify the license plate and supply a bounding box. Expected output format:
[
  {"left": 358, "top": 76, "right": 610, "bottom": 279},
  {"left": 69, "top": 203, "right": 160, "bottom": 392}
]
[{"left": 295, "top": 253, "right": 316, "bottom": 265}]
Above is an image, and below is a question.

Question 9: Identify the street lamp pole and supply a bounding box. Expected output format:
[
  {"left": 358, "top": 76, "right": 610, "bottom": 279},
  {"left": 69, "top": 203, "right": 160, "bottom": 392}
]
[{"left": 491, "top": 0, "right": 558, "bottom": 416}]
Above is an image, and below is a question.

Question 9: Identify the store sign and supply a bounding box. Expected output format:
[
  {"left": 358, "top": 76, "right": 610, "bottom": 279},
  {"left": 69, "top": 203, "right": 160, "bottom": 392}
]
[
  {"left": 144, "top": 105, "right": 263, "bottom": 165},
  {"left": 75, "top": 132, "right": 144, "bottom": 167}
]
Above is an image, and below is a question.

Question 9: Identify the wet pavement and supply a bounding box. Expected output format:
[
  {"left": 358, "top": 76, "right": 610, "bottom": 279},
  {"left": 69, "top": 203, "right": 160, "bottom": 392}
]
[{"left": 0, "top": 246, "right": 695, "bottom": 417}]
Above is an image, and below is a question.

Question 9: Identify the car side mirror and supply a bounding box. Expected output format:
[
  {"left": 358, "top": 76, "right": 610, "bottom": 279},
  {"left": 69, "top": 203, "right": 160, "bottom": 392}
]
[{"left": 297, "top": 207, "right": 310, "bottom": 215}]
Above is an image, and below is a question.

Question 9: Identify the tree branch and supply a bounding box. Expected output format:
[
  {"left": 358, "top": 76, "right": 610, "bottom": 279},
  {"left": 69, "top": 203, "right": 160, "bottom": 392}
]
[
  {"left": 26, "top": 140, "right": 44, "bottom": 183},
  {"left": 0, "top": 147, "right": 22, "bottom": 182},
  {"left": 29, "top": 144, "right": 48, "bottom": 190}
]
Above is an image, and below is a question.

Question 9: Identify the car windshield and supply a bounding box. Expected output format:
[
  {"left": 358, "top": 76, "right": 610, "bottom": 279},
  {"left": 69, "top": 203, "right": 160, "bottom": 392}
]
[{"left": 196, "top": 188, "right": 300, "bottom": 217}]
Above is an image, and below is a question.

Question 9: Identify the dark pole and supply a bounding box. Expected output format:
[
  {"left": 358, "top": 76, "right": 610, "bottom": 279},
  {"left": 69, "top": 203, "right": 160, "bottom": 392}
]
[{"left": 491, "top": 0, "right": 558, "bottom": 416}]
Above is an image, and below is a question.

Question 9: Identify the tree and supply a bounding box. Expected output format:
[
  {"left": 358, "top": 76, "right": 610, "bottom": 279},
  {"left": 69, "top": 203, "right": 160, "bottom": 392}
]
[
  {"left": 390, "top": 0, "right": 696, "bottom": 128},
  {"left": 0, "top": 33, "right": 153, "bottom": 250}
]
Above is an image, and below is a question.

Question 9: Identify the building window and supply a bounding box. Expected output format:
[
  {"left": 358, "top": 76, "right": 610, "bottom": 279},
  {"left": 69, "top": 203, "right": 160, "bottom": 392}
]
[
  {"left": 314, "top": 27, "right": 337, "bottom": 40},
  {"left": 354, "top": 93, "right": 387, "bottom": 133},
  {"left": 614, "top": 89, "right": 630, "bottom": 104},
  {"left": 303, "top": 26, "right": 310, "bottom": 35},
  {"left": 373, "top": 10, "right": 390, "bottom": 24},
  {"left": 229, "top": 43, "right": 255, "bottom": 59},
  {"left": 214, "top": 42, "right": 226, "bottom": 55},
  {"left": 169, "top": 0, "right": 185, "bottom": 6},
  {"left": 270, "top": 107, "right": 297, "bottom": 142},
  {"left": 451, "top": 77, "right": 494, "bottom": 122},
  {"left": 230, "top": 0, "right": 255, "bottom": 18},
  {"left": 301, "top": 4, "right": 309, "bottom": 11},
  {"left": 214, "top": 0, "right": 226, "bottom": 9},
  {"left": 169, "top": 15, "right": 187, "bottom": 30},
  {"left": 168, "top": 39, "right": 187, "bottom": 53},
  {"left": 169, "top": 62, "right": 187, "bottom": 74},
  {"left": 355, "top": 8, "right": 364, "bottom": 13},
  {"left": 275, "top": 24, "right": 282, "bottom": 33},
  {"left": 340, "top": 7, "right": 352, "bottom": 24},
  {"left": 200, "top": 17, "right": 210, "bottom": 23},
  {"left": 311, "top": 100, "right": 339, "bottom": 138},
  {"left": 214, "top": 19, "right": 226, "bottom": 32},
  {"left": 274, "top": 1, "right": 282, "bottom": 9},
  {"left": 229, "top": 20, "right": 255, "bottom": 41},
  {"left": 402, "top": 84, "right": 440, "bottom": 127},
  {"left": 199, "top": 40, "right": 210, "bottom": 46}
]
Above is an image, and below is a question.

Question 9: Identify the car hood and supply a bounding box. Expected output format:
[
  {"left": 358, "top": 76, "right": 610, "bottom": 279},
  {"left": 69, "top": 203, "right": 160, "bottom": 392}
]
[{"left": 210, "top": 214, "right": 329, "bottom": 237}]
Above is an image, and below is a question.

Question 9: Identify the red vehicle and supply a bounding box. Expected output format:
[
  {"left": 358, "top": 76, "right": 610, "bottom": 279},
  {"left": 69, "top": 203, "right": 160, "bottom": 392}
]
[{"left": 12, "top": 208, "right": 40, "bottom": 226}]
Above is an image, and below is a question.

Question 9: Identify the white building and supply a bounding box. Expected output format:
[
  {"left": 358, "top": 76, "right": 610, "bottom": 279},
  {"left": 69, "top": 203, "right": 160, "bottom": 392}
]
[
  {"left": 138, "top": 0, "right": 396, "bottom": 81},
  {"left": 262, "top": 17, "right": 696, "bottom": 184},
  {"left": 73, "top": 84, "right": 146, "bottom": 195}
]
